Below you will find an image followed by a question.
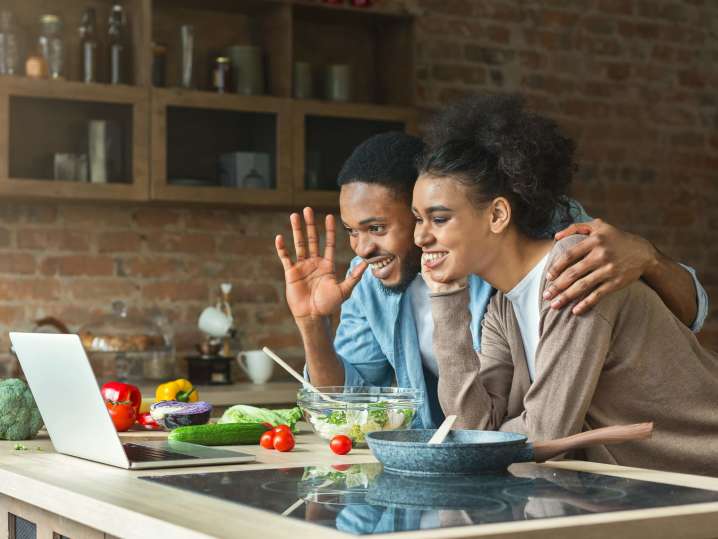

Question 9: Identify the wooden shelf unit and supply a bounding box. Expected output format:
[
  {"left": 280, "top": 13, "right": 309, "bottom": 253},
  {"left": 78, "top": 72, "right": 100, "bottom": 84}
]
[{"left": 0, "top": 0, "right": 417, "bottom": 208}]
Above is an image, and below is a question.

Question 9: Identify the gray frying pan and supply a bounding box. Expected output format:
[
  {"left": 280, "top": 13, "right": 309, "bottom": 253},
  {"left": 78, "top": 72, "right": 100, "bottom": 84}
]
[{"left": 366, "top": 423, "right": 653, "bottom": 476}]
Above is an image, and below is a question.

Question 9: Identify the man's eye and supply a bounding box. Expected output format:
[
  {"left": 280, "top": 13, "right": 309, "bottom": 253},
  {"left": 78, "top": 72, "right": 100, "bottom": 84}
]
[
  {"left": 344, "top": 228, "right": 358, "bottom": 237},
  {"left": 369, "top": 225, "right": 386, "bottom": 233}
]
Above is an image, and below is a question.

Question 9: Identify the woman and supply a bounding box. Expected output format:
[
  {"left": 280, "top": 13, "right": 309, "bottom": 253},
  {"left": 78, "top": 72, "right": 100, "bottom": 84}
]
[{"left": 412, "top": 94, "right": 718, "bottom": 476}]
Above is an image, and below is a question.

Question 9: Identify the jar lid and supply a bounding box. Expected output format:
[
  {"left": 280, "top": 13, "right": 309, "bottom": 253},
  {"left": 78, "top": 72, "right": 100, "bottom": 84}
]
[
  {"left": 79, "top": 301, "right": 168, "bottom": 352},
  {"left": 216, "top": 56, "right": 230, "bottom": 63}
]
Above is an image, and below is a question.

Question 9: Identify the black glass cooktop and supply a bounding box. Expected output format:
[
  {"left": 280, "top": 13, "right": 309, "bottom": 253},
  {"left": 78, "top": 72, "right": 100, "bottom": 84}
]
[{"left": 140, "top": 463, "right": 718, "bottom": 535}]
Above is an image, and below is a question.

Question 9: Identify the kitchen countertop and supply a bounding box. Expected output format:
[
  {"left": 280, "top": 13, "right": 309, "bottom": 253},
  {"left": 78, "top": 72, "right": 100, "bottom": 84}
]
[{"left": 1, "top": 429, "right": 718, "bottom": 539}]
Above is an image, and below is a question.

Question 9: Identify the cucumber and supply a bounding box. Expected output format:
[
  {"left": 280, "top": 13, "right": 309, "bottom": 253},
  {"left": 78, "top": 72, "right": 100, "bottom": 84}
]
[{"left": 168, "top": 422, "right": 269, "bottom": 446}]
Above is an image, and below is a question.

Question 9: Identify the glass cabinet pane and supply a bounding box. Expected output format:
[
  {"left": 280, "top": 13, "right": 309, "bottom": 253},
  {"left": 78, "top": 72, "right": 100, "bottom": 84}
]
[
  {"left": 166, "top": 106, "right": 276, "bottom": 190},
  {"left": 9, "top": 96, "right": 133, "bottom": 183},
  {"left": 304, "top": 115, "right": 405, "bottom": 191}
]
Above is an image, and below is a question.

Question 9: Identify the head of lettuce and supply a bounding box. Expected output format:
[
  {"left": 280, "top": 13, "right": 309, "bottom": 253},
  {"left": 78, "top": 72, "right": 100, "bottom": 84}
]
[
  {"left": 219, "top": 404, "right": 302, "bottom": 433},
  {"left": 0, "top": 378, "right": 44, "bottom": 441}
]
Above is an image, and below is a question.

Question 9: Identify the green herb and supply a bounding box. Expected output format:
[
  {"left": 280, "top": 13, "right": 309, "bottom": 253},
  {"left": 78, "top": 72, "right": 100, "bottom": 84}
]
[
  {"left": 13, "top": 443, "right": 28, "bottom": 451},
  {"left": 325, "top": 411, "right": 347, "bottom": 425},
  {"left": 348, "top": 424, "right": 365, "bottom": 443},
  {"left": 400, "top": 408, "right": 415, "bottom": 427},
  {"left": 368, "top": 402, "right": 388, "bottom": 427}
]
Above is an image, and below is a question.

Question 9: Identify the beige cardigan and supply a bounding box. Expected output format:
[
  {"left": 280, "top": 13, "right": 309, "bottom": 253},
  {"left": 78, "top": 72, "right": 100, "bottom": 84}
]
[{"left": 430, "top": 235, "right": 718, "bottom": 476}]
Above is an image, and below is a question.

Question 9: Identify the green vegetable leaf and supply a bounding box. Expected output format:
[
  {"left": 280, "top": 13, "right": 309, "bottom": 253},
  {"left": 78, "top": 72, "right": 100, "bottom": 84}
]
[
  {"left": 368, "top": 402, "right": 388, "bottom": 427},
  {"left": 13, "top": 443, "right": 28, "bottom": 451},
  {"left": 325, "top": 411, "right": 347, "bottom": 425},
  {"left": 400, "top": 408, "right": 415, "bottom": 427},
  {"left": 219, "top": 404, "right": 303, "bottom": 432}
]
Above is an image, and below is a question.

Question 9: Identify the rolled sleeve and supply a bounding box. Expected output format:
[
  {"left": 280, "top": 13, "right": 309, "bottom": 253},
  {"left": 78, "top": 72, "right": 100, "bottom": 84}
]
[{"left": 679, "top": 263, "right": 710, "bottom": 333}]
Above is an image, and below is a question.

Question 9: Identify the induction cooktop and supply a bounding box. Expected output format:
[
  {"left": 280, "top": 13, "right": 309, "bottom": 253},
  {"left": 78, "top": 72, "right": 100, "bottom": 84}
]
[{"left": 140, "top": 463, "right": 718, "bottom": 535}]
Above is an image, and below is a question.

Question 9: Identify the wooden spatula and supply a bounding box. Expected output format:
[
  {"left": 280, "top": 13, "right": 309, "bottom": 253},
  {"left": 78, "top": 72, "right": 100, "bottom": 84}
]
[{"left": 428, "top": 415, "right": 457, "bottom": 444}]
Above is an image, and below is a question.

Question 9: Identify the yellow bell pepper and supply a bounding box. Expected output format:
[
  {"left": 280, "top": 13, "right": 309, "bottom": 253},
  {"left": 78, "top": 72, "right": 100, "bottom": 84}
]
[{"left": 155, "top": 378, "right": 198, "bottom": 403}]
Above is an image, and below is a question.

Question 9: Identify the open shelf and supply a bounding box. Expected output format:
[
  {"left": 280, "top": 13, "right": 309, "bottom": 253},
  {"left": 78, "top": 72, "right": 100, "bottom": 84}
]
[{"left": 0, "top": 77, "right": 149, "bottom": 201}]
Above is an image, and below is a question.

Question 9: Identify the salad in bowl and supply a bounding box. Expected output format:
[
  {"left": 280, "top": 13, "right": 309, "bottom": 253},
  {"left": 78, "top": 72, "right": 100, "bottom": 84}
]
[{"left": 297, "top": 386, "right": 423, "bottom": 447}]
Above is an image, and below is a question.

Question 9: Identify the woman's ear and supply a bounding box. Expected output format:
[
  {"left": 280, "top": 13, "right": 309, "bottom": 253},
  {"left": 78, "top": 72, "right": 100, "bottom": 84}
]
[{"left": 488, "top": 197, "right": 511, "bottom": 234}]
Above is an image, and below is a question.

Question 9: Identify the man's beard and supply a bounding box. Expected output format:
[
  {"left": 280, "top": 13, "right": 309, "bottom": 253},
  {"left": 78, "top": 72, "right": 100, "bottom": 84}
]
[{"left": 377, "top": 247, "right": 422, "bottom": 295}]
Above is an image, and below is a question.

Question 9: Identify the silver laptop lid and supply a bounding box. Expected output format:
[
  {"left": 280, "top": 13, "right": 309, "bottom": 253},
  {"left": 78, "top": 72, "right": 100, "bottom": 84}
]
[{"left": 9, "top": 332, "right": 130, "bottom": 468}]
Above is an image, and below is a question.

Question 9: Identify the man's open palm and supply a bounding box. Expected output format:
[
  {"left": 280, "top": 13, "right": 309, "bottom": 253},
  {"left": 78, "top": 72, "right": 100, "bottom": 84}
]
[{"left": 275, "top": 207, "right": 367, "bottom": 320}]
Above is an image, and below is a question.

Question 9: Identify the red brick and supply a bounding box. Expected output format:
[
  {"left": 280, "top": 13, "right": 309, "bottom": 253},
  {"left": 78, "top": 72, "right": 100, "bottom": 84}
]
[
  {"left": 538, "top": 9, "right": 581, "bottom": 27},
  {"left": 487, "top": 25, "right": 511, "bottom": 44},
  {"left": 605, "top": 63, "right": 632, "bottom": 81},
  {"left": 671, "top": 131, "right": 706, "bottom": 148},
  {"left": 431, "top": 64, "right": 487, "bottom": 84},
  {"left": 184, "top": 209, "right": 239, "bottom": 231},
  {"left": 0, "top": 228, "right": 10, "bottom": 247},
  {"left": 146, "top": 232, "right": 216, "bottom": 254},
  {"left": 598, "top": 0, "right": 634, "bottom": 15},
  {"left": 0, "top": 279, "right": 60, "bottom": 301},
  {"left": 132, "top": 208, "right": 182, "bottom": 228},
  {"left": 0, "top": 306, "right": 26, "bottom": 325},
  {"left": 67, "top": 280, "right": 138, "bottom": 302},
  {"left": 220, "top": 235, "right": 276, "bottom": 256},
  {"left": 121, "top": 256, "right": 182, "bottom": 278},
  {"left": 0, "top": 253, "right": 35, "bottom": 274},
  {"left": 61, "top": 206, "right": 131, "bottom": 227},
  {"left": 233, "top": 283, "right": 278, "bottom": 303},
  {"left": 98, "top": 231, "right": 143, "bottom": 253},
  {"left": 41, "top": 256, "right": 114, "bottom": 276},
  {"left": 519, "top": 51, "right": 547, "bottom": 70},
  {"left": 141, "top": 282, "right": 209, "bottom": 302},
  {"left": 25, "top": 205, "right": 58, "bottom": 224},
  {"left": 678, "top": 69, "right": 707, "bottom": 88},
  {"left": 617, "top": 21, "right": 662, "bottom": 40},
  {"left": 581, "top": 15, "right": 616, "bottom": 34},
  {"left": 17, "top": 229, "right": 90, "bottom": 252},
  {"left": 0, "top": 206, "right": 22, "bottom": 224}
]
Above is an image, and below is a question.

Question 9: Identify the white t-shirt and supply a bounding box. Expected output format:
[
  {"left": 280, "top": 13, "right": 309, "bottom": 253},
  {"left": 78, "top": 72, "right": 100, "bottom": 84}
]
[
  {"left": 505, "top": 253, "right": 551, "bottom": 381},
  {"left": 407, "top": 275, "right": 440, "bottom": 376}
]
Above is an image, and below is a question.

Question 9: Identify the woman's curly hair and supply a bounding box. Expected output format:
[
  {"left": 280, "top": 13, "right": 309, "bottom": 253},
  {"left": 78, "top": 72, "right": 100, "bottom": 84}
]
[{"left": 418, "top": 94, "right": 575, "bottom": 239}]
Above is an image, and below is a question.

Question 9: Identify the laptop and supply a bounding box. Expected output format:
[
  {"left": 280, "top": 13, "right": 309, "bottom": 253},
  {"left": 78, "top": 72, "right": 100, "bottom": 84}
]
[{"left": 9, "top": 332, "right": 255, "bottom": 470}]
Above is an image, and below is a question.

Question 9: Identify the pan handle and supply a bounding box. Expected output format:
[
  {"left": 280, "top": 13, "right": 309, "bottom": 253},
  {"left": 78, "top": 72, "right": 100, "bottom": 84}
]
[{"left": 531, "top": 422, "right": 653, "bottom": 463}]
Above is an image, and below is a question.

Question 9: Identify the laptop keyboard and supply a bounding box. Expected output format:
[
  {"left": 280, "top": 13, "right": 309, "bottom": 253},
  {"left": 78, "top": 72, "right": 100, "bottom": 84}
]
[{"left": 123, "top": 443, "right": 199, "bottom": 462}]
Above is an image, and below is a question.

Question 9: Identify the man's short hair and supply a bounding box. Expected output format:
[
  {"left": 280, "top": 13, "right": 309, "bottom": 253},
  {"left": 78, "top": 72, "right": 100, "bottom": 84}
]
[{"left": 337, "top": 131, "right": 424, "bottom": 200}]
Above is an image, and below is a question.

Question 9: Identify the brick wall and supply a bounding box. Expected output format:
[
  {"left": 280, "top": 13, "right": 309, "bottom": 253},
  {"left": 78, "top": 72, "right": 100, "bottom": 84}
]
[
  {"left": 413, "top": 0, "right": 718, "bottom": 346},
  {"left": 0, "top": 204, "right": 354, "bottom": 378},
  {"left": 1, "top": 0, "right": 716, "bottom": 377}
]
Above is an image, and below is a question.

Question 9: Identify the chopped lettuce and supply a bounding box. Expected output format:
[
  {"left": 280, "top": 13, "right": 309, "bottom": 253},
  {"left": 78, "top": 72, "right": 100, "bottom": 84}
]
[
  {"left": 367, "top": 402, "right": 388, "bottom": 427},
  {"left": 219, "top": 404, "right": 302, "bottom": 432},
  {"left": 304, "top": 404, "right": 415, "bottom": 446}
]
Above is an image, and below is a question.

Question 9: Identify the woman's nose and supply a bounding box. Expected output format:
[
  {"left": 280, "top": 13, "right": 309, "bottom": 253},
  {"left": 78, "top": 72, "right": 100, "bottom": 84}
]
[{"left": 414, "top": 221, "right": 431, "bottom": 247}]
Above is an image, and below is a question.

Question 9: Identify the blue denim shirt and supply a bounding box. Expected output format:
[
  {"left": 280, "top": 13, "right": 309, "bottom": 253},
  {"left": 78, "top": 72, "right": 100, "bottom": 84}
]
[{"left": 326, "top": 203, "right": 710, "bottom": 429}]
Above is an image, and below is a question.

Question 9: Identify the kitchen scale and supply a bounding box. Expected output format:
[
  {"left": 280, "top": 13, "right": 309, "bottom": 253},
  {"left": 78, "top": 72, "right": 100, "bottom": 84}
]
[{"left": 140, "top": 463, "right": 718, "bottom": 535}]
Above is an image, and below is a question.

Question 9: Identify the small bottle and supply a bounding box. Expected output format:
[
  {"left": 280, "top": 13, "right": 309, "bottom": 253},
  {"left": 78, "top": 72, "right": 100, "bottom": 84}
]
[
  {"left": 211, "top": 56, "right": 231, "bottom": 93},
  {"left": 38, "top": 14, "right": 64, "bottom": 79},
  {"left": 79, "top": 7, "right": 99, "bottom": 83},
  {"left": 108, "top": 3, "right": 128, "bottom": 84},
  {"left": 0, "top": 10, "right": 20, "bottom": 76}
]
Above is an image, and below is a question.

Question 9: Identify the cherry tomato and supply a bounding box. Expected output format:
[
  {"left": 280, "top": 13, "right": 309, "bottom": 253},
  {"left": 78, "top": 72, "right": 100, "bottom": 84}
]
[
  {"left": 273, "top": 431, "right": 295, "bottom": 452},
  {"left": 260, "top": 431, "right": 275, "bottom": 449},
  {"left": 331, "top": 464, "right": 352, "bottom": 471},
  {"left": 105, "top": 401, "right": 136, "bottom": 432},
  {"left": 330, "top": 435, "right": 352, "bottom": 455},
  {"left": 272, "top": 424, "right": 292, "bottom": 436}
]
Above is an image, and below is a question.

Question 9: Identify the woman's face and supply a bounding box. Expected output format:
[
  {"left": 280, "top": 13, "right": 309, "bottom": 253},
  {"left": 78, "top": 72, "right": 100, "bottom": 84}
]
[{"left": 413, "top": 174, "right": 498, "bottom": 284}]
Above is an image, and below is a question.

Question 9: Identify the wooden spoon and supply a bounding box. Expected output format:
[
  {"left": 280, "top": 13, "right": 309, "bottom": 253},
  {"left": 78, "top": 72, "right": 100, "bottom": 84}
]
[{"left": 427, "top": 415, "right": 457, "bottom": 445}]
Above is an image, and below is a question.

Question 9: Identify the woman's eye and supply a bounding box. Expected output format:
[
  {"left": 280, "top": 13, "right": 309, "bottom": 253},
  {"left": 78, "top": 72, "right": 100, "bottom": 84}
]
[
  {"left": 432, "top": 217, "right": 448, "bottom": 224},
  {"left": 414, "top": 217, "right": 423, "bottom": 224}
]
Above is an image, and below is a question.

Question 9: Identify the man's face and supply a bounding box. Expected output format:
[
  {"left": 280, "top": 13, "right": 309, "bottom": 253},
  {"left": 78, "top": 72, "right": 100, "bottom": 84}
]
[{"left": 340, "top": 182, "right": 421, "bottom": 292}]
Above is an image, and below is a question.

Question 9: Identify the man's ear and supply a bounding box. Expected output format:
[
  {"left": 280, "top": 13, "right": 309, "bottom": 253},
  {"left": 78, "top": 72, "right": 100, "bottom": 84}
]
[{"left": 488, "top": 197, "right": 511, "bottom": 234}]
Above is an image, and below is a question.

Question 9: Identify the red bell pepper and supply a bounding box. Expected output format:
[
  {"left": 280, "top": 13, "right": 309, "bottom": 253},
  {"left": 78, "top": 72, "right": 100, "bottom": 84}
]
[
  {"left": 100, "top": 381, "right": 142, "bottom": 414},
  {"left": 137, "top": 412, "right": 161, "bottom": 430}
]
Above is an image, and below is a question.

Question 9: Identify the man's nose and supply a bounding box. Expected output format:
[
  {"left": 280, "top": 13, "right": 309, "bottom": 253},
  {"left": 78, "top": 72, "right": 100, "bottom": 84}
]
[{"left": 354, "top": 233, "right": 376, "bottom": 259}]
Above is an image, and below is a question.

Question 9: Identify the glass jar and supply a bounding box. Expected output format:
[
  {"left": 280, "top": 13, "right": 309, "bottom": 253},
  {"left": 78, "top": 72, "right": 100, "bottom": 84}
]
[
  {"left": 79, "top": 301, "right": 175, "bottom": 383},
  {"left": 0, "top": 10, "right": 20, "bottom": 76},
  {"left": 38, "top": 14, "right": 64, "bottom": 79}
]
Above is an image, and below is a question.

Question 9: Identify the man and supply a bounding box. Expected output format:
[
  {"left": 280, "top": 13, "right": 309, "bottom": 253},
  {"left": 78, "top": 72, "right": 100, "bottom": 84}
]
[{"left": 274, "top": 132, "right": 709, "bottom": 428}]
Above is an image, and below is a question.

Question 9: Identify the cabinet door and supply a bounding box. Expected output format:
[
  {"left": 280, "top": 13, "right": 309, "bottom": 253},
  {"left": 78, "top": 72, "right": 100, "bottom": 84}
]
[
  {"left": 292, "top": 101, "right": 417, "bottom": 208},
  {"left": 150, "top": 89, "right": 292, "bottom": 206},
  {"left": 0, "top": 78, "right": 149, "bottom": 201}
]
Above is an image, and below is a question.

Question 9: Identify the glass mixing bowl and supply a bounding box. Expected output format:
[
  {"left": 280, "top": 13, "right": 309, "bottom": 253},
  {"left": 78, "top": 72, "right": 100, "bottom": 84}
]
[{"left": 297, "top": 386, "right": 424, "bottom": 448}]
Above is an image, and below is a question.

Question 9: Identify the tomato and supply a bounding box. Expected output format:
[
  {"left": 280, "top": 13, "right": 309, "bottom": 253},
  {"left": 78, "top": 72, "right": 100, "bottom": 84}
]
[
  {"left": 106, "top": 401, "right": 136, "bottom": 432},
  {"left": 330, "top": 435, "right": 352, "bottom": 455},
  {"left": 272, "top": 424, "right": 292, "bottom": 436},
  {"left": 273, "top": 431, "right": 295, "bottom": 452},
  {"left": 260, "top": 431, "right": 275, "bottom": 449},
  {"left": 331, "top": 464, "right": 352, "bottom": 471}
]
